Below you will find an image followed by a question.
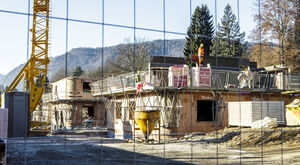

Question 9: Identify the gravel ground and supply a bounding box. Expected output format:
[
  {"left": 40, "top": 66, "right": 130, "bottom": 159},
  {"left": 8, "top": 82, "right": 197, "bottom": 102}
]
[{"left": 5, "top": 131, "right": 300, "bottom": 165}]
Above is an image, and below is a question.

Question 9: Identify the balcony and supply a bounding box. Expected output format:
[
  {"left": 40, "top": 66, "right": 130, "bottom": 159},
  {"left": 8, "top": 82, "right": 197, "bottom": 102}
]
[{"left": 90, "top": 68, "right": 300, "bottom": 96}]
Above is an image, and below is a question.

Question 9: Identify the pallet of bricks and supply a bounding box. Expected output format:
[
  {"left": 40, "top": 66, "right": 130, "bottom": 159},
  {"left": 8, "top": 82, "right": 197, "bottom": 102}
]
[{"left": 168, "top": 65, "right": 189, "bottom": 87}]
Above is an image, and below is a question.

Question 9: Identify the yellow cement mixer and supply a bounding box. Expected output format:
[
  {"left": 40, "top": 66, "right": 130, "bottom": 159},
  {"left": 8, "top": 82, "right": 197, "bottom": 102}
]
[{"left": 134, "top": 110, "right": 160, "bottom": 142}]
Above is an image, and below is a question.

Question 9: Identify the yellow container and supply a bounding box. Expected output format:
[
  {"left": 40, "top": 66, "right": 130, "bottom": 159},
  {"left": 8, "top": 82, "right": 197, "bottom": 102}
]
[
  {"left": 286, "top": 98, "right": 300, "bottom": 121},
  {"left": 30, "top": 121, "right": 48, "bottom": 127},
  {"left": 134, "top": 110, "right": 160, "bottom": 140}
]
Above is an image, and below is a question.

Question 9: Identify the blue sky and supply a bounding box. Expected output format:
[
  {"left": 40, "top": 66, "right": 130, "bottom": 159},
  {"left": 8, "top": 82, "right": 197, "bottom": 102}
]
[{"left": 0, "top": 0, "right": 257, "bottom": 75}]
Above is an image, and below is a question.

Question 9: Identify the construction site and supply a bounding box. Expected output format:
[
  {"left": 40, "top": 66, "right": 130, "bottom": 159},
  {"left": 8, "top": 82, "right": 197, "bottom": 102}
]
[{"left": 0, "top": 0, "right": 300, "bottom": 164}]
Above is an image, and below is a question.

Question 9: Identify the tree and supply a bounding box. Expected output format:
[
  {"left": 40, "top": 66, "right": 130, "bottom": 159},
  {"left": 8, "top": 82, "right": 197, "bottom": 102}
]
[
  {"left": 211, "top": 4, "right": 247, "bottom": 57},
  {"left": 284, "top": 27, "right": 299, "bottom": 72},
  {"left": 107, "top": 38, "right": 151, "bottom": 74},
  {"left": 183, "top": 5, "right": 214, "bottom": 65},
  {"left": 249, "top": 43, "right": 280, "bottom": 68},
  {"left": 44, "top": 77, "right": 51, "bottom": 93},
  {"left": 72, "top": 66, "right": 84, "bottom": 77},
  {"left": 249, "top": 0, "right": 298, "bottom": 72},
  {"left": 51, "top": 67, "right": 67, "bottom": 82},
  {"left": 86, "top": 66, "right": 105, "bottom": 79}
]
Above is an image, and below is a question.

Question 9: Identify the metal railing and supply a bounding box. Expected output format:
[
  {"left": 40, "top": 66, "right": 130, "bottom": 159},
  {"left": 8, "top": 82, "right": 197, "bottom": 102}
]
[
  {"left": 91, "top": 70, "right": 300, "bottom": 96},
  {"left": 42, "top": 90, "right": 96, "bottom": 102}
]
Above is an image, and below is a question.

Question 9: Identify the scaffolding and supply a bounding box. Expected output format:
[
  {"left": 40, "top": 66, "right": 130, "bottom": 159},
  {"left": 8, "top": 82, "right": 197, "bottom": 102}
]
[{"left": 90, "top": 65, "right": 299, "bottom": 140}]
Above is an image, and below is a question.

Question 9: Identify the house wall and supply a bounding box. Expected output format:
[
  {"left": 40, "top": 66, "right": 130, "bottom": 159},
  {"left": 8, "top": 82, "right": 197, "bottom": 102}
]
[
  {"left": 175, "top": 92, "right": 225, "bottom": 135},
  {"left": 176, "top": 91, "right": 291, "bottom": 134},
  {"left": 37, "top": 77, "right": 106, "bottom": 130},
  {"left": 106, "top": 91, "right": 292, "bottom": 139},
  {"left": 51, "top": 77, "right": 96, "bottom": 100},
  {"left": 52, "top": 78, "right": 73, "bottom": 99},
  {"left": 50, "top": 102, "right": 105, "bottom": 130},
  {"left": 72, "top": 78, "right": 95, "bottom": 100},
  {"left": 72, "top": 102, "right": 105, "bottom": 127},
  {"left": 107, "top": 97, "right": 137, "bottom": 139}
]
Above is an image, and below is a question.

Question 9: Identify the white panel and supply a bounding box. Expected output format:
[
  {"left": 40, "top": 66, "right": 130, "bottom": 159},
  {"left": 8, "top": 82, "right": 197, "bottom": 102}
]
[
  {"left": 228, "top": 101, "right": 285, "bottom": 127},
  {"left": 228, "top": 102, "right": 252, "bottom": 126}
]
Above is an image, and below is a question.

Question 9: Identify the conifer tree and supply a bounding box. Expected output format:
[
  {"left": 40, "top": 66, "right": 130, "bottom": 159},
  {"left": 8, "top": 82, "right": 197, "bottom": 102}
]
[
  {"left": 72, "top": 66, "right": 84, "bottom": 77},
  {"left": 183, "top": 5, "right": 214, "bottom": 65},
  {"left": 211, "top": 4, "right": 247, "bottom": 57}
]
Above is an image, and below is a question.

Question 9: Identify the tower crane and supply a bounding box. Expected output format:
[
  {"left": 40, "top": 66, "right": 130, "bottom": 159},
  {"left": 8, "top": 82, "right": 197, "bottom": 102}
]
[{"left": 6, "top": 0, "right": 50, "bottom": 126}]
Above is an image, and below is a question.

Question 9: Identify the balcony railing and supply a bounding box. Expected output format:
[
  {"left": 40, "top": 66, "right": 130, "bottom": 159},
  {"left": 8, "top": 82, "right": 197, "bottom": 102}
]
[
  {"left": 91, "top": 69, "right": 300, "bottom": 96},
  {"left": 42, "top": 90, "right": 95, "bottom": 102}
]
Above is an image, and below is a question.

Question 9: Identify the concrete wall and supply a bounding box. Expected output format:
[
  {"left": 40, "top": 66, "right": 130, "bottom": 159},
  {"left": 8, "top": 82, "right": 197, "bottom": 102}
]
[
  {"left": 52, "top": 78, "right": 72, "bottom": 100},
  {"left": 50, "top": 77, "right": 96, "bottom": 100}
]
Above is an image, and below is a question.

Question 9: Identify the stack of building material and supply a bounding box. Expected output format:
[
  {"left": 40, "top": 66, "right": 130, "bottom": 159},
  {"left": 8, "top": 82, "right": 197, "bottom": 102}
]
[
  {"left": 192, "top": 67, "right": 211, "bottom": 87},
  {"left": 0, "top": 108, "right": 8, "bottom": 138},
  {"left": 168, "top": 65, "right": 189, "bottom": 87},
  {"left": 228, "top": 101, "right": 285, "bottom": 127},
  {"left": 0, "top": 108, "right": 8, "bottom": 165}
]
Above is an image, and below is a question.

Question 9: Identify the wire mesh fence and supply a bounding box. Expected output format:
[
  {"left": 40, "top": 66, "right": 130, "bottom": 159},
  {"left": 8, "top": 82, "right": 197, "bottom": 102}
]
[{"left": 0, "top": 0, "right": 300, "bottom": 164}]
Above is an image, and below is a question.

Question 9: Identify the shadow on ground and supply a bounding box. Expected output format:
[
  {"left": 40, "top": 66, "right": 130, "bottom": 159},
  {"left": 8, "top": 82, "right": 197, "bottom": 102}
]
[{"left": 6, "top": 136, "right": 192, "bottom": 165}]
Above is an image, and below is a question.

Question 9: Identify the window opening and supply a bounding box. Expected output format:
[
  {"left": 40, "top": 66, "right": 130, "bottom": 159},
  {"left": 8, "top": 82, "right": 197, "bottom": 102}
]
[
  {"left": 197, "top": 100, "right": 216, "bottom": 121},
  {"left": 83, "top": 82, "right": 91, "bottom": 93}
]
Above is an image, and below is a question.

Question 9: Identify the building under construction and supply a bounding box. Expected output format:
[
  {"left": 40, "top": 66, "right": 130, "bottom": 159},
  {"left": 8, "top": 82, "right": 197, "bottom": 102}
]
[
  {"left": 90, "top": 56, "right": 299, "bottom": 140},
  {"left": 34, "top": 77, "right": 105, "bottom": 131}
]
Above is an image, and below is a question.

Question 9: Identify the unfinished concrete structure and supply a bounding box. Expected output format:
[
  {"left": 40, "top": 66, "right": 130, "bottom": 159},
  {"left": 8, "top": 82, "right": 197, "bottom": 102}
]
[
  {"left": 90, "top": 56, "right": 297, "bottom": 140},
  {"left": 36, "top": 77, "right": 105, "bottom": 131}
]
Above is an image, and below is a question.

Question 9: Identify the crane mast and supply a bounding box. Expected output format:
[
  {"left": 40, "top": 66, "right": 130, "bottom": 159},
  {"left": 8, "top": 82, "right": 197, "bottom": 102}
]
[{"left": 6, "top": 0, "right": 50, "bottom": 115}]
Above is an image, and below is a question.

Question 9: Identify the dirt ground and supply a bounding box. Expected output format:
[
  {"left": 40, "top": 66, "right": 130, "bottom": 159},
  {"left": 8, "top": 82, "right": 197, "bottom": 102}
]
[
  {"left": 205, "top": 127, "right": 300, "bottom": 147},
  {"left": 4, "top": 127, "right": 300, "bottom": 165}
]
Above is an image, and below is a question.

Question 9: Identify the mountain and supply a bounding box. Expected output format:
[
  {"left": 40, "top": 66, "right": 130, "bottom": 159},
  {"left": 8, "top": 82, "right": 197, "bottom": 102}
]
[
  {"left": 0, "top": 39, "right": 186, "bottom": 88},
  {"left": 0, "top": 74, "right": 3, "bottom": 90},
  {"left": 0, "top": 64, "right": 24, "bottom": 90}
]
